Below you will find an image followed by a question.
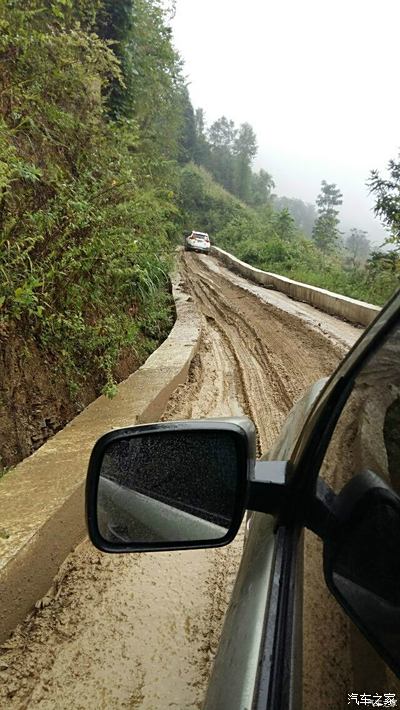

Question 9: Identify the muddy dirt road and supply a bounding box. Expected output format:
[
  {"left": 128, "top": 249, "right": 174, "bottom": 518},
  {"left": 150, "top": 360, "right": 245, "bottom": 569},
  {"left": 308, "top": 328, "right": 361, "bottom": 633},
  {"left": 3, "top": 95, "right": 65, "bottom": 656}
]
[{"left": 0, "top": 253, "right": 359, "bottom": 709}]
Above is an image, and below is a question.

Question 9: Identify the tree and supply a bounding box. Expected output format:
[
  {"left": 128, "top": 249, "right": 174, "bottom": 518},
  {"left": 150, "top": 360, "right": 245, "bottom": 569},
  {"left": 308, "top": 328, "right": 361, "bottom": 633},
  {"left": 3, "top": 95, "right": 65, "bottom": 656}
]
[
  {"left": 273, "top": 196, "right": 316, "bottom": 236},
  {"left": 233, "top": 122, "right": 257, "bottom": 161},
  {"left": 97, "top": 0, "right": 185, "bottom": 159},
  {"left": 248, "top": 169, "right": 275, "bottom": 207},
  {"left": 189, "top": 113, "right": 268, "bottom": 206},
  {"left": 274, "top": 209, "right": 296, "bottom": 241},
  {"left": 177, "top": 86, "right": 197, "bottom": 164},
  {"left": 369, "top": 156, "right": 400, "bottom": 245},
  {"left": 367, "top": 249, "right": 399, "bottom": 276},
  {"left": 96, "top": 0, "right": 134, "bottom": 117},
  {"left": 365, "top": 250, "right": 400, "bottom": 302},
  {"left": 207, "top": 116, "right": 237, "bottom": 192},
  {"left": 233, "top": 122, "right": 257, "bottom": 202},
  {"left": 193, "top": 108, "right": 210, "bottom": 166},
  {"left": 194, "top": 108, "right": 206, "bottom": 136},
  {"left": 345, "top": 229, "right": 370, "bottom": 267},
  {"left": 208, "top": 116, "right": 237, "bottom": 149},
  {"left": 312, "top": 180, "right": 343, "bottom": 252}
]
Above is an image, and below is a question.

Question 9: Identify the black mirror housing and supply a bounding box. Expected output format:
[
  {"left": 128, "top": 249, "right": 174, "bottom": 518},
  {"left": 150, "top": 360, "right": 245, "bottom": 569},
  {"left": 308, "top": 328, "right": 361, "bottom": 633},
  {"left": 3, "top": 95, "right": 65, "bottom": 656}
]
[{"left": 86, "top": 417, "right": 256, "bottom": 553}]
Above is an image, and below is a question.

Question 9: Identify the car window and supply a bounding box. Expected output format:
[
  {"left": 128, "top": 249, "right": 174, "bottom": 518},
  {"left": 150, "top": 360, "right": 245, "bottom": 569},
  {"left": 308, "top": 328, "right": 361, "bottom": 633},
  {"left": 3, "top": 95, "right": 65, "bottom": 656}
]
[
  {"left": 320, "top": 322, "right": 400, "bottom": 497},
  {"left": 303, "top": 321, "right": 400, "bottom": 709}
]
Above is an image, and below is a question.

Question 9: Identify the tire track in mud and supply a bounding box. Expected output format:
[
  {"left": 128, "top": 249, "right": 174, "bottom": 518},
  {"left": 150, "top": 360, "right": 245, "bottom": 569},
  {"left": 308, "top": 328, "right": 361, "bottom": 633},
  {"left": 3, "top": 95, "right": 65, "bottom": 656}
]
[
  {"left": 181, "top": 253, "right": 343, "bottom": 452},
  {"left": 0, "top": 254, "right": 343, "bottom": 710},
  {"left": 189, "top": 273, "right": 290, "bottom": 450}
]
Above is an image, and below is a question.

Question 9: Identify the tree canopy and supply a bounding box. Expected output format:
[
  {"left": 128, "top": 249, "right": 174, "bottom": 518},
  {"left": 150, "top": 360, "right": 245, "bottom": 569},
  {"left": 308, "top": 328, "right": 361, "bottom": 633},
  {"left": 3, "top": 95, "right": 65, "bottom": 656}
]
[
  {"left": 312, "top": 181, "right": 343, "bottom": 252},
  {"left": 345, "top": 229, "right": 371, "bottom": 267},
  {"left": 369, "top": 157, "right": 400, "bottom": 247}
]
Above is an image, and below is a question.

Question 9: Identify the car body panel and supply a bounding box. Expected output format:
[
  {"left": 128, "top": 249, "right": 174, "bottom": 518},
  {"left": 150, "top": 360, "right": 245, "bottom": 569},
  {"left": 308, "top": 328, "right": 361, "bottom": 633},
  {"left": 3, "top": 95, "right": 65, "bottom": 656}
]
[
  {"left": 203, "top": 379, "right": 327, "bottom": 709},
  {"left": 203, "top": 513, "right": 276, "bottom": 710}
]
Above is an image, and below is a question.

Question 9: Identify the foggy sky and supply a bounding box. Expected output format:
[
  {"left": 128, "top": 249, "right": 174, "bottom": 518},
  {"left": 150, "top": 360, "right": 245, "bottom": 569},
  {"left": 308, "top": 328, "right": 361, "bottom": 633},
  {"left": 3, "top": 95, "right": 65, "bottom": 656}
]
[{"left": 172, "top": 0, "right": 400, "bottom": 245}]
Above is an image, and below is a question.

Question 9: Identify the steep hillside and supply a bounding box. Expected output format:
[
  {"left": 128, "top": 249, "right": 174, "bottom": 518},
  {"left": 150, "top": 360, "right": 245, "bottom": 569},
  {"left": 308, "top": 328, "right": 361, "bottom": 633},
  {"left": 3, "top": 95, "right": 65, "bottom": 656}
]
[{"left": 0, "top": 0, "right": 184, "bottom": 468}]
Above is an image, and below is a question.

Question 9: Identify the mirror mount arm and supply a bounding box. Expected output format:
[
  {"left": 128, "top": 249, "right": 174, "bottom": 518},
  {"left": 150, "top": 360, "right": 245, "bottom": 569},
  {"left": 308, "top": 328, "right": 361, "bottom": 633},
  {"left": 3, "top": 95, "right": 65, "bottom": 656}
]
[
  {"left": 248, "top": 463, "right": 338, "bottom": 538},
  {"left": 247, "top": 461, "right": 289, "bottom": 515}
]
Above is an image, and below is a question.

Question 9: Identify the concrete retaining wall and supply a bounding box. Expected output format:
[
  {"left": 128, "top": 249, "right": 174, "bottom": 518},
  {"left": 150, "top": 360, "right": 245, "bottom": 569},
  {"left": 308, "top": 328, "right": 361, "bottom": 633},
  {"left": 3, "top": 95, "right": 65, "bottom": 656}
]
[
  {"left": 0, "top": 272, "right": 201, "bottom": 643},
  {"left": 212, "top": 246, "right": 381, "bottom": 327}
]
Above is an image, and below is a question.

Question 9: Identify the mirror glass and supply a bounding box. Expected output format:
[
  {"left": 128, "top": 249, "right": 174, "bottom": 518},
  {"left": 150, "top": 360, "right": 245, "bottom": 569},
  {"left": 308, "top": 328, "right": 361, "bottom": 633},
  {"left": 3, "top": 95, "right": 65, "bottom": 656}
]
[
  {"left": 327, "top": 490, "right": 400, "bottom": 675},
  {"left": 96, "top": 429, "right": 242, "bottom": 545}
]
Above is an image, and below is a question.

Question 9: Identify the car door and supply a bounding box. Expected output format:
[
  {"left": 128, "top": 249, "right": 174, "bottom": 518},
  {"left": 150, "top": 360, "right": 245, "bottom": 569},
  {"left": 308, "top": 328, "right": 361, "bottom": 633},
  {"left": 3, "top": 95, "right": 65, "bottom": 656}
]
[
  {"left": 204, "top": 290, "right": 400, "bottom": 710},
  {"left": 202, "top": 386, "right": 325, "bottom": 710},
  {"left": 298, "top": 305, "right": 400, "bottom": 709}
]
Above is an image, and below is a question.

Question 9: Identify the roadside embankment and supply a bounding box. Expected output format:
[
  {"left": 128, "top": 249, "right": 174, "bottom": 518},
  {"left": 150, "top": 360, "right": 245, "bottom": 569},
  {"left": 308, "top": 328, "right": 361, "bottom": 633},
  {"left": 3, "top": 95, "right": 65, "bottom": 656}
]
[
  {"left": 212, "top": 246, "right": 381, "bottom": 327},
  {"left": 0, "top": 272, "right": 201, "bottom": 643}
]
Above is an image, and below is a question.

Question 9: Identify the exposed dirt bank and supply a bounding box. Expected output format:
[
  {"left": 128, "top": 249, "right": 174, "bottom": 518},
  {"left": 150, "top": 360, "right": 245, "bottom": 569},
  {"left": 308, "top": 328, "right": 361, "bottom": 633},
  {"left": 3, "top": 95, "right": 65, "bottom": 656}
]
[
  {"left": 0, "top": 253, "right": 352, "bottom": 709},
  {"left": 0, "top": 315, "right": 172, "bottom": 471},
  {"left": 1, "top": 330, "right": 95, "bottom": 470}
]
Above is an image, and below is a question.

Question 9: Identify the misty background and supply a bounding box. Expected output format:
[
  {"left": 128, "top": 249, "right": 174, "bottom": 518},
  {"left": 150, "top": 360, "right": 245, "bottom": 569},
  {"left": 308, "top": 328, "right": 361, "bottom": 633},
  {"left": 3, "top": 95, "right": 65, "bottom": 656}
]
[{"left": 172, "top": 0, "right": 400, "bottom": 245}]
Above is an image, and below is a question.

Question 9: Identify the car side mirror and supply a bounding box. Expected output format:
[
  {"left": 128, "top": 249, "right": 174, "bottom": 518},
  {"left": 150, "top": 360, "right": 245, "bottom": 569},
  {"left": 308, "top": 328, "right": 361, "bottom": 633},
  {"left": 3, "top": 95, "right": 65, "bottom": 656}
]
[
  {"left": 86, "top": 418, "right": 256, "bottom": 552},
  {"left": 323, "top": 470, "right": 400, "bottom": 678}
]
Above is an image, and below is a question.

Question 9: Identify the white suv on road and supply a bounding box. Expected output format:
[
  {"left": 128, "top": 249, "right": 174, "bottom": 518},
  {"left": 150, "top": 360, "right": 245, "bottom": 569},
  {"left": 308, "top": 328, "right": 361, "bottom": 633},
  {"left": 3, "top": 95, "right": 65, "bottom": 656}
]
[{"left": 184, "top": 231, "right": 210, "bottom": 254}]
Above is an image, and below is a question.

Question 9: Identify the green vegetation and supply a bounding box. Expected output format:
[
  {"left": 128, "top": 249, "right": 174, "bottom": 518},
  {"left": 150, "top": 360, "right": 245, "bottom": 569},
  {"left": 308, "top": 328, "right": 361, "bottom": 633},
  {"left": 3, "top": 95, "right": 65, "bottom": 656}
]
[
  {"left": 0, "top": 0, "right": 187, "bottom": 395},
  {"left": 273, "top": 196, "right": 316, "bottom": 237},
  {"left": 369, "top": 157, "right": 400, "bottom": 246},
  {"left": 185, "top": 112, "right": 274, "bottom": 206}
]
